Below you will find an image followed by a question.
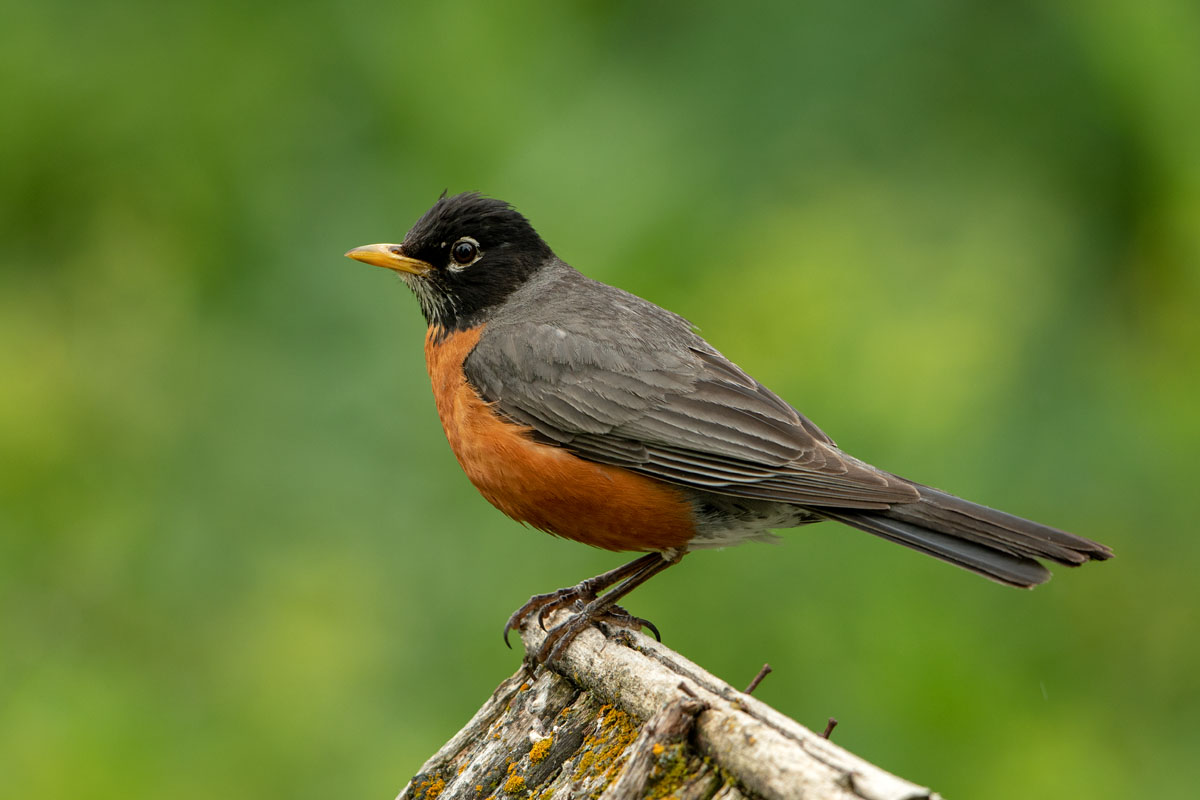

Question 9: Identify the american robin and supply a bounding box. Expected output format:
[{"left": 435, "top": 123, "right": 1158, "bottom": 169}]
[{"left": 346, "top": 192, "right": 1112, "bottom": 663}]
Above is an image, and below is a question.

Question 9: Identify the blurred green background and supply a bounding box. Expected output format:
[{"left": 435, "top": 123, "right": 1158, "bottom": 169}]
[{"left": 2, "top": 1, "right": 1198, "bottom": 798}]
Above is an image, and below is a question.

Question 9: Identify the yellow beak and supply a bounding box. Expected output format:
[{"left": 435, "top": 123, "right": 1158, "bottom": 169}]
[{"left": 344, "top": 243, "right": 433, "bottom": 276}]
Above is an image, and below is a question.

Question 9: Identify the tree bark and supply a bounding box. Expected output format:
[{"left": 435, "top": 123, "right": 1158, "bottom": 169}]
[{"left": 397, "top": 610, "right": 941, "bottom": 800}]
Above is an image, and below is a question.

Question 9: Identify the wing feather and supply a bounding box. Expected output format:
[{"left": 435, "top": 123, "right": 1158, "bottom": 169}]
[{"left": 464, "top": 277, "right": 916, "bottom": 507}]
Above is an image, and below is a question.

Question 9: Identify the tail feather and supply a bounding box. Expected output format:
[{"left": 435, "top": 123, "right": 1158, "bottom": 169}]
[
  {"left": 821, "top": 509, "right": 1053, "bottom": 587},
  {"left": 822, "top": 484, "right": 1113, "bottom": 588}
]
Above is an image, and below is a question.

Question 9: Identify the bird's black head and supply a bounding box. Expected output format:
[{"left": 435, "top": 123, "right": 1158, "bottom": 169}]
[{"left": 345, "top": 192, "right": 554, "bottom": 333}]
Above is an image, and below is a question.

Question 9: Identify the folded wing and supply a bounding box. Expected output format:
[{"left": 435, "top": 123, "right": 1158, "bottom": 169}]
[{"left": 465, "top": 317, "right": 918, "bottom": 509}]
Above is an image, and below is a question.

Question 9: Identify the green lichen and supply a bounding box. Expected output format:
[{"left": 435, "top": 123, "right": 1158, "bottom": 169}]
[{"left": 645, "top": 742, "right": 692, "bottom": 799}]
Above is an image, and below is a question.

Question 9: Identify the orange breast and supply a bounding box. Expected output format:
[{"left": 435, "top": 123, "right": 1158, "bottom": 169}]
[{"left": 424, "top": 325, "right": 696, "bottom": 552}]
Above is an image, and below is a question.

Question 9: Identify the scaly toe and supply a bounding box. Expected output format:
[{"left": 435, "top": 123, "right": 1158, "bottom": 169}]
[
  {"left": 537, "top": 613, "right": 595, "bottom": 665},
  {"left": 502, "top": 586, "right": 595, "bottom": 648},
  {"left": 598, "top": 604, "right": 662, "bottom": 642}
]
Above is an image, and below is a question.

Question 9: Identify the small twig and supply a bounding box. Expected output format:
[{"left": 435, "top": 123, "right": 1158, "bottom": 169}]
[
  {"left": 821, "top": 717, "right": 838, "bottom": 739},
  {"left": 743, "top": 663, "right": 773, "bottom": 695}
]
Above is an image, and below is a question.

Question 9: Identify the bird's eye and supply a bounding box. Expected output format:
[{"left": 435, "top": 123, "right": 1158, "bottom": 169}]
[{"left": 451, "top": 238, "right": 479, "bottom": 266}]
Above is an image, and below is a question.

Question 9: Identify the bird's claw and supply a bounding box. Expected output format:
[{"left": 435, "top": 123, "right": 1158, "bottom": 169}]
[
  {"left": 502, "top": 552, "right": 678, "bottom": 660},
  {"left": 594, "top": 604, "right": 661, "bottom": 642},
  {"left": 533, "top": 602, "right": 663, "bottom": 664},
  {"left": 502, "top": 585, "right": 595, "bottom": 648}
]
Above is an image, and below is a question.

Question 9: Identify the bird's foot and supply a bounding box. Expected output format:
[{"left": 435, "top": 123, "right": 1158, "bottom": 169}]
[
  {"left": 502, "top": 552, "right": 681, "bottom": 665},
  {"left": 536, "top": 602, "right": 661, "bottom": 664},
  {"left": 594, "top": 604, "right": 661, "bottom": 642},
  {"left": 505, "top": 592, "right": 662, "bottom": 667},
  {"left": 502, "top": 553, "right": 664, "bottom": 649},
  {"left": 502, "top": 584, "right": 596, "bottom": 649}
]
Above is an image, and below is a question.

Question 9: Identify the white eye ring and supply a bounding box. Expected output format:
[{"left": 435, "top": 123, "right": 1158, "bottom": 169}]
[{"left": 448, "top": 237, "right": 483, "bottom": 271}]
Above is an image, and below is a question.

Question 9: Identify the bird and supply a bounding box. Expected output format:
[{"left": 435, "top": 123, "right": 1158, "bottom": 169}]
[{"left": 345, "top": 192, "right": 1113, "bottom": 663}]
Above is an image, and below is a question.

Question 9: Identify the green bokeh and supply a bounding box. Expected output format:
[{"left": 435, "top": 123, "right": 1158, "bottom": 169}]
[{"left": 3, "top": 2, "right": 1198, "bottom": 798}]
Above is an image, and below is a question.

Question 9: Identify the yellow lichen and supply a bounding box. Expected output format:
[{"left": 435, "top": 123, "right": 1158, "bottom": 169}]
[
  {"left": 414, "top": 776, "right": 446, "bottom": 800},
  {"left": 651, "top": 743, "right": 665, "bottom": 756},
  {"left": 503, "top": 774, "right": 526, "bottom": 795},
  {"left": 529, "top": 736, "right": 553, "bottom": 763},
  {"left": 571, "top": 703, "right": 641, "bottom": 790}
]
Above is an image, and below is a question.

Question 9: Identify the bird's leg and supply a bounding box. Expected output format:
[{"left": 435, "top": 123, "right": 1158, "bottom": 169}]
[
  {"left": 503, "top": 552, "right": 662, "bottom": 648},
  {"left": 537, "top": 549, "right": 684, "bottom": 664}
]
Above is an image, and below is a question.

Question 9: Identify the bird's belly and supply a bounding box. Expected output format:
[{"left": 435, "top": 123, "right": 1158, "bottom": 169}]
[
  {"left": 424, "top": 325, "right": 696, "bottom": 552},
  {"left": 686, "top": 493, "right": 819, "bottom": 549}
]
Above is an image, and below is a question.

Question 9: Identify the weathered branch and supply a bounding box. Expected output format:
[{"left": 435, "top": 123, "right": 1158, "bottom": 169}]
[{"left": 398, "top": 611, "right": 941, "bottom": 800}]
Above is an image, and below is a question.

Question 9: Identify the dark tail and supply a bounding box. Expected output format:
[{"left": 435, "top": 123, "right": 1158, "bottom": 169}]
[{"left": 820, "top": 484, "right": 1113, "bottom": 588}]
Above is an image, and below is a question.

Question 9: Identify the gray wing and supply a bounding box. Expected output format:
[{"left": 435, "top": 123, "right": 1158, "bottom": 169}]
[{"left": 465, "top": 272, "right": 918, "bottom": 509}]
